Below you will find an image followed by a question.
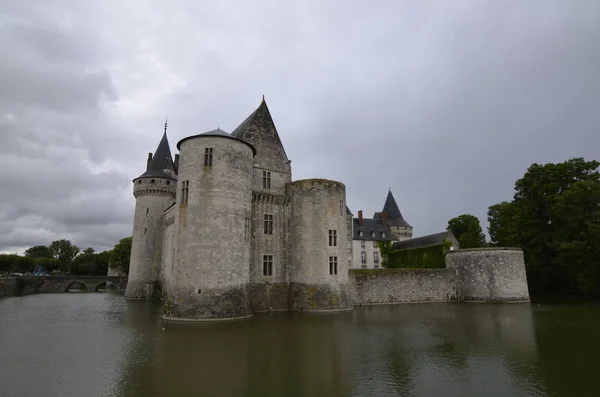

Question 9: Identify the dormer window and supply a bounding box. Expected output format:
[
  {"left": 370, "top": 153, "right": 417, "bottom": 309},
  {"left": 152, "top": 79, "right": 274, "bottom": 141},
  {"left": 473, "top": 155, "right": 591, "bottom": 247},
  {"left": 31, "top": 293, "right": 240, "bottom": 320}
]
[
  {"left": 358, "top": 231, "right": 363, "bottom": 237},
  {"left": 381, "top": 232, "right": 386, "bottom": 238},
  {"left": 370, "top": 231, "right": 375, "bottom": 237}
]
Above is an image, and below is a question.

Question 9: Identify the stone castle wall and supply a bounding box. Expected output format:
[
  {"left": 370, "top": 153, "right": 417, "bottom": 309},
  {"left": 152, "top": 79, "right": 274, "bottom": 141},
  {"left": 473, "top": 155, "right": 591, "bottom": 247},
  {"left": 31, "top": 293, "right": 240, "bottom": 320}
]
[
  {"left": 446, "top": 248, "right": 530, "bottom": 302},
  {"left": 125, "top": 177, "right": 176, "bottom": 299},
  {"left": 163, "top": 135, "right": 254, "bottom": 321},
  {"left": 288, "top": 179, "right": 352, "bottom": 311},
  {"left": 349, "top": 269, "right": 457, "bottom": 305}
]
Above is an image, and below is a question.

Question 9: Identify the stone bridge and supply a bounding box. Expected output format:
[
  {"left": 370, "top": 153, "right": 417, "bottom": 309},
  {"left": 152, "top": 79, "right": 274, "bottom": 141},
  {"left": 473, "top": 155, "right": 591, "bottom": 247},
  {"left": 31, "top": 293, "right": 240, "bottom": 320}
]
[{"left": 1, "top": 276, "right": 128, "bottom": 297}]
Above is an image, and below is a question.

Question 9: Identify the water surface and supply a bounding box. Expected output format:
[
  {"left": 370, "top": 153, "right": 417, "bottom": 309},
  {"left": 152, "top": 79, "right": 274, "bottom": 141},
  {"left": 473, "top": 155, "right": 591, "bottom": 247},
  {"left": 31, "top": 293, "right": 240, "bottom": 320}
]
[{"left": 1, "top": 293, "right": 598, "bottom": 397}]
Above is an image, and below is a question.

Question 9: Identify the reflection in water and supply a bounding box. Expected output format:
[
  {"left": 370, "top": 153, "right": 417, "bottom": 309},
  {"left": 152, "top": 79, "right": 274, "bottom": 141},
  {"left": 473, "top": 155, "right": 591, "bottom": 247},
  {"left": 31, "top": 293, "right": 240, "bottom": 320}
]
[{"left": 1, "top": 295, "right": 599, "bottom": 397}]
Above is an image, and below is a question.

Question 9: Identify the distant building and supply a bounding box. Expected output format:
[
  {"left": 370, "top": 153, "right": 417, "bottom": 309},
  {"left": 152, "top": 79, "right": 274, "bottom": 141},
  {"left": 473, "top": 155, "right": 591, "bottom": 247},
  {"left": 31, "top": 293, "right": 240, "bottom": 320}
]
[{"left": 392, "top": 230, "right": 459, "bottom": 252}]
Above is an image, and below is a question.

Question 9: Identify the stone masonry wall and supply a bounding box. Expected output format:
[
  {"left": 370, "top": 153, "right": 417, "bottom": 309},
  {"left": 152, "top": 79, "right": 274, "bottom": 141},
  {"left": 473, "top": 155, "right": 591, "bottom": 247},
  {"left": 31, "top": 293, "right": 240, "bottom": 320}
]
[
  {"left": 164, "top": 135, "right": 254, "bottom": 320},
  {"left": 446, "top": 248, "right": 530, "bottom": 302},
  {"left": 349, "top": 269, "right": 458, "bottom": 305}
]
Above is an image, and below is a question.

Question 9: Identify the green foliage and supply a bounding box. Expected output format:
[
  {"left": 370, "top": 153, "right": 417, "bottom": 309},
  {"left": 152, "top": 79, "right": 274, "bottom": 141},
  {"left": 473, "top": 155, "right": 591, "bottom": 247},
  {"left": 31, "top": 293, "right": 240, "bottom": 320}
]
[
  {"left": 24, "top": 245, "right": 54, "bottom": 259},
  {"left": 49, "top": 239, "right": 80, "bottom": 270},
  {"left": 385, "top": 242, "right": 450, "bottom": 269},
  {"left": 33, "top": 257, "right": 62, "bottom": 272},
  {"left": 377, "top": 240, "right": 394, "bottom": 268},
  {"left": 110, "top": 237, "right": 132, "bottom": 275},
  {"left": 487, "top": 157, "right": 600, "bottom": 296},
  {"left": 0, "top": 254, "right": 34, "bottom": 273},
  {"left": 446, "top": 214, "right": 486, "bottom": 248}
]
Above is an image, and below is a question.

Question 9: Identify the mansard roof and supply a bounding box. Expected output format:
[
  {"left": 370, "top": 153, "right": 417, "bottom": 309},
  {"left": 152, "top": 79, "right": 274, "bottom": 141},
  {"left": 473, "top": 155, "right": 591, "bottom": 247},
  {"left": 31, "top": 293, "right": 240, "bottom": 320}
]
[
  {"left": 382, "top": 190, "right": 412, "bottom": 228},
  {"left": 352, "top": 218, "right": 392, "bottom": 241},
  {"left": 231, "top": 97, "right": 289, "bottom": 160},
  {"left": 392, "top": 231, "right": 456, "bottom": 250},
  {"left": 137, "top": 130, "right": 176, "bottom": 180}
]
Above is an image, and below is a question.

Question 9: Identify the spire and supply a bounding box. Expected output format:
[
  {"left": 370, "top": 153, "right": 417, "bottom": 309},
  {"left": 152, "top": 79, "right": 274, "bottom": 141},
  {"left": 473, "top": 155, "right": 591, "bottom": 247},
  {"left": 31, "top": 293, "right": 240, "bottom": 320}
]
[
  {"left": 137, "top": 122, "right": 176, "bottom": 179},
  {"left": 230, "top": 97, "right": 288, "bottom": 161},
  {"left": 382, "top": 190, "right": 411, "bottom": 228}
]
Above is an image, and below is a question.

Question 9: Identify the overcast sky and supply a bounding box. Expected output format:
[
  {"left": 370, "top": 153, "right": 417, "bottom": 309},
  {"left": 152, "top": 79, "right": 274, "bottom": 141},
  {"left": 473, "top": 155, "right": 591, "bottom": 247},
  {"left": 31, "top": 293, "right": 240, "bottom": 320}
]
[{"left": 1, "top": 0, "right": 599, "bottom": 254}]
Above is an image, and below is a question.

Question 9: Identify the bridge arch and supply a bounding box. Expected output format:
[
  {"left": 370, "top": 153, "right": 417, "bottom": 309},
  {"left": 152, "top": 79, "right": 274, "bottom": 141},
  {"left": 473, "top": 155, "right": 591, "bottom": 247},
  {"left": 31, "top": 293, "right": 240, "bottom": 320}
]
[
  {"left": 95, "top": 282, "right": 107, "bottom": 292},
  {"left": 65, "top": 281, "right": 88, "bottom": 292}
]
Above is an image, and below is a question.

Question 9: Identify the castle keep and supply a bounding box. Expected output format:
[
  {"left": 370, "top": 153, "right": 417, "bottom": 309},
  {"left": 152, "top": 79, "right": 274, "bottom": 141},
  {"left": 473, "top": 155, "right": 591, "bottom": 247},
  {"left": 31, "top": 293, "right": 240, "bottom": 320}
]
[{"left": 125, "top": 98, "right": 531, "bottom": 321}]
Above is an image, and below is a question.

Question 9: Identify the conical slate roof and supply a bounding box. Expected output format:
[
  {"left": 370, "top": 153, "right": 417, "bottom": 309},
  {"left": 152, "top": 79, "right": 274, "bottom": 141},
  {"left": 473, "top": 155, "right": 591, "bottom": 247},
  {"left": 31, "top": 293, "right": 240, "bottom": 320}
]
[
  {"left": 231, "top": 97, "right": 289, "bottom": 160},
  {"left": 138, "top": 130, "right": 176, "bottom": 180},
  {"left": 382, "top": 190, "right": 412, "bottom": 228}
]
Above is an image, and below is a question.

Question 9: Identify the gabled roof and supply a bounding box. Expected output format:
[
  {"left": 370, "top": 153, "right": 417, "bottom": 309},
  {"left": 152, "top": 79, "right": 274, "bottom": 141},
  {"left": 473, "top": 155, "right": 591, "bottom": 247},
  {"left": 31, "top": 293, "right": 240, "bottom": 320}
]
[
  {"left": 352, "top": 218, "right": 392, "bottom": 241},
  {"left": 138, "top": 131, "right": 176, "bottom": 180},
  {"left": 382, "top": 190, "right": 412, "bottom": 228},
  {"left": 392, "top": 231, "right": 456, "bottom": 250},
  {"left": 230, "top": 97, "right": 289, "bottom": 160}
]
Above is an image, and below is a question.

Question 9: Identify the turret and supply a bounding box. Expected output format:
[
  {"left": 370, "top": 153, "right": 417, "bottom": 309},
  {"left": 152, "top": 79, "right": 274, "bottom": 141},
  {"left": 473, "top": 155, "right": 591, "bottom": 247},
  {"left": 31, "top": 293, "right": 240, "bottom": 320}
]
[
  {"left": 125, "top": 122, "right": 177, "bottom": 299},
  {"left": 162, "top": 129, "right": 256, "bottom": 321},
  {"left": 380, "top": 190, "right": 412, "bottom": 241}
]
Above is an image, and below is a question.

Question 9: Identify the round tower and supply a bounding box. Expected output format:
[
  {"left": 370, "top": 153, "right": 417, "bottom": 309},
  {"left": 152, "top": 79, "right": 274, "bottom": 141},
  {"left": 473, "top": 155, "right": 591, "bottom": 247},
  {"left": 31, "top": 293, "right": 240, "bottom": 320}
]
[
  {"left": 125, "top": 129, "right": 177, "bottom": 299},
  {"left": 162, "top": 129, "right": 255, "bottom": 321},
  {"left": 288, "top": 179, "right": 352, "bottom": 312}
]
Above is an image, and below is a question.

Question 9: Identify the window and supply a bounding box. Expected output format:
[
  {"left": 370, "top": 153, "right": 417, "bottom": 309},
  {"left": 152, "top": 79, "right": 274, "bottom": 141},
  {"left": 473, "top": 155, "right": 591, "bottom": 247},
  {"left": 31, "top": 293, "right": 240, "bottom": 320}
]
[
  {"left": 381, "top": 232, "right": 386, "bottom": 238},
  {"left": 144, "top": 228, "right": 147, "bottom": 234},
  {"left": 263, "top": 255, "right": 273, "bottom": 276},
  {"left": 264, "top": 214, "right": 273, "bottom": 234},
  {"left": 166, "top": 180, "right": 170, "bottom": 185},
  {"left": 151, "top": 179, "right": 155, "bottom": 184},
  {"left": 361, "top": 265, "right": 367, "bottom": 269},
  {"left": 358, "top": 231, "right": 363, "bottom": 237},
  {"left": 373, "top": 241, "right": 377, "bottom": 248},
  {"left": 146, "top": 208, "right": 149, "bottom": 215},
  {"left": 361, "top": 241, "right": 365, "bottom": 248},
  {"left": 374, "top": 265, "right": 379, "bottom": 269},
  {"left": 370, "top": 231, "right": 375, "bottom": 237},
  {"left": 262, "top": 171, "right": 271, "bottom": 189},
  {"left": 361, "top": 251, "right": 366, "bottom": 264},
  {"left": 328, "top": 230, "right": 337, "bottom": 246},
  {"left": 204, "top": 148, "right": 214, "bottom": 166},
  {"left": 181, "top": 180, "right": 189, "bottom": 204},
  {"left": 374, "top": 251, "right": 379, "bottom": 264},
  {"left": 329, "top": 256, "right": 338, "bottom": 275},
  {"left": 244, "top": 218, "right": 250, "bottom": 240},
  {"left": 339, "top": 200, "right": 344, "bottom": 216}
]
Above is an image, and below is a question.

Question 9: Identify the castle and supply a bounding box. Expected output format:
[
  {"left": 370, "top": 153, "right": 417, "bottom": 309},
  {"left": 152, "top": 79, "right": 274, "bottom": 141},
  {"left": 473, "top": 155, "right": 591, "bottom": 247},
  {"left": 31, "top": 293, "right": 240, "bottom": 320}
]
[{"left": 125, "top": 98, "right": 531, "bottom": 321}]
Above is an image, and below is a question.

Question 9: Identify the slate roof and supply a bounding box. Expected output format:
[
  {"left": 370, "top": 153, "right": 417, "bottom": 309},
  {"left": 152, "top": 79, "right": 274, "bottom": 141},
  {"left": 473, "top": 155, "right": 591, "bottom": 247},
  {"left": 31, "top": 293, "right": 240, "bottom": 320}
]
[
  {"left": 381, "top": 190, "right": 412, "bottom": 228},
  {"left": 176, "top": 128, "right": 256, "bottom": 155},
  {"left": 353, "top": 218, "right": 392, "bottom": 241},
  {"left": 392, "top": 231, "right": 455, "bottom": 250},
  {"left": 346, "top": 206, "right": 353, "bottom": 216},
  {"left": 137, "top": 131, "right": 176, "bottom": 180},
  {"left": 230, "top": 97, "right": 289, "bottom": 159}
]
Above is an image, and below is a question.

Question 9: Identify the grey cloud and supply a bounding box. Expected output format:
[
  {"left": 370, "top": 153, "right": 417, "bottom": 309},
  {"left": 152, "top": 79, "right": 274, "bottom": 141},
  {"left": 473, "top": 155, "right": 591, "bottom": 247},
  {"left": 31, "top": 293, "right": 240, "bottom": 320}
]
[{"left": 1, "top": 0, "right": 599, "bottom": 253}]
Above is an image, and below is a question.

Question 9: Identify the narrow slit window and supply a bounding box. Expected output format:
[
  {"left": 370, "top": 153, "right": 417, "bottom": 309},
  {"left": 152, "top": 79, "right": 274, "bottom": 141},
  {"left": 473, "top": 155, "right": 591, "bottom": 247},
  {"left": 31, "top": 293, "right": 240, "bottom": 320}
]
[
  {"left": 262, "top": 171, "right": 271, "bottom": 189},
  {"left": 328, "top": 230, "right": 337, "bottom": 246},
  {"left": 204, "top": 148, "right": 214, "bottom": 166},
  {"left": 181, "top": 180, "right": 190, "bottom": 204},
  {"left": 264, "top": 214, "right": 273, "bottom": 235},
  {"left": 263, "top": 255, "right": 273, "bottom": 276},
  {"left": 361, "top": 251, "right": 366, "bottom": 264},
  {"left": 329, "top": 256, "right": 338, "bottom": 275}
]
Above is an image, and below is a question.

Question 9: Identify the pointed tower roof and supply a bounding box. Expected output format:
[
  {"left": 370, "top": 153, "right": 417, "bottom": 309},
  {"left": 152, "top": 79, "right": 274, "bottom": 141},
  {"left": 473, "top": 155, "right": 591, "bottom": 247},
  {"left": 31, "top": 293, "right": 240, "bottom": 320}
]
[
  {"left": 231, "top": 96, "right": 289, "bottom": 160},
  {"left": 382, "top": 190, "right": 412, "bottom": 228},
  {"left": 137, "top": 121, "right": 176, "bottom": 180}
]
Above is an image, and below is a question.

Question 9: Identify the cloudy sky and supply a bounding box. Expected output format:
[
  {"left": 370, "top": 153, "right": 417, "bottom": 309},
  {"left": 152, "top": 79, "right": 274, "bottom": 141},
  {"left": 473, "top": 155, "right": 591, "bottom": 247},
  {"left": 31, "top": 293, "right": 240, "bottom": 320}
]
[{"left": 1, "top": 0, "right": 599, "bottom": 254}]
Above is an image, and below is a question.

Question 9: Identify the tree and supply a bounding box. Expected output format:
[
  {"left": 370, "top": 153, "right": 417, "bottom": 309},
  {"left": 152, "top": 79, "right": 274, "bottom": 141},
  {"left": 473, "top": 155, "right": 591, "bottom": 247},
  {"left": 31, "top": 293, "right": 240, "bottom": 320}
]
[
  {"left": 446, "top": 214, "right": 486, "bottom": 248},
  {"left": 24, "top": 245, "right": 53, "bottom": 259},
  {"left": 49, "top": 239, "right": 80, "bottom": 270},
  {"left": 110, "top": 237, "right": 132, "bottom": 275},
  {"left": 488, "top": 157, "right": 600, "bottom": 296},
  {"left": 70, "top": 247, "right": 96, "bottom": 275}
]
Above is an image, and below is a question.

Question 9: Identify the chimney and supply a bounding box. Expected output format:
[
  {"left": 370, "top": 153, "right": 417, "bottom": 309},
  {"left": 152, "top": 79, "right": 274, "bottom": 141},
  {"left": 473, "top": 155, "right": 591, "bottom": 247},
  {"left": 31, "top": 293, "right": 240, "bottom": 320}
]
[
  {"left": 146, "top": 153, "right": 153, "bottom": 170},
  {"left": 358, "top": 210, "right": 363, "bottom": 226},
  {"left": 381, "top": 210, "right": 388, "bottom": 224},
  {"left": 174, "top": 154, "right": 180, "bottom": 173}
]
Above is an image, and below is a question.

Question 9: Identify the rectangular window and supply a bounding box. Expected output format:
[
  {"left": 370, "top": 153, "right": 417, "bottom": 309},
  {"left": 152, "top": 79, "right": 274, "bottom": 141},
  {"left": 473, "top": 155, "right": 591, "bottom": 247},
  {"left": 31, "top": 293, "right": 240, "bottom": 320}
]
[
  {"left": 262, "top": 171, "right": 271, "bottom": 189},
  {"left": 263, "top": 214, "right": 273, "bottom": 235},
  {"left": 374, "top": 251, "right": 379, "bottom": 264},
  {"left": 339, "top": 200, "right": 344, "bottom": 217},
  {"left": 361, "top": 240, "right": 365, "bottom": 248},
  {"left": 381, "top": 232, "right": 386, "bottom": 238},
  {"left": 328, "top": 230, "right": 337, "bottom": 246},
  {"left": 204, "top": 148, "right": 213, "bottom": 166},
  {"left": 361, "top": 251, "right": 366, "bottom": 264},
  {"left": 244, "top": 218, "right": 250, "bottom": 240},
  {"left": 329, "top": 256, "right": 338, "bottom": 275},
  {"left": 263, "top": 255, "right": 273, "bottom": 276},
  {"left": 373, "top": 241, "right": 377, "bottom": 248},
  {"left": 181, "top": 180, "right": 189, "bottom": 204}
]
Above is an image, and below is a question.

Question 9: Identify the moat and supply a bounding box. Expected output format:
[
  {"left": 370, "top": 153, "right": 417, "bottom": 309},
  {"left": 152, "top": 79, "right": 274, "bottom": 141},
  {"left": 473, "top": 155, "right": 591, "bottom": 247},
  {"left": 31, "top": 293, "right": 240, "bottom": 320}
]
[{"left": 1, "top": 294, "right": 598, "bottom": 397}]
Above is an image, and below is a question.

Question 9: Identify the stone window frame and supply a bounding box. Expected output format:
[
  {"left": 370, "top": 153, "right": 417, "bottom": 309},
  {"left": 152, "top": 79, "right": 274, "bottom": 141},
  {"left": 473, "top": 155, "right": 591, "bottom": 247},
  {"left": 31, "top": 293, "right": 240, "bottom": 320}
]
[
  {"left": 262, "top": 254, "right": 273, "bottom": 276},
  {"left": 373, "top": 251, "right": 379, "bottom": 264},
  {"left": 361, "top": 250, "right": 366, "bottom": 264},
  {"left": 262, "top": 170, "right": 271, "bottom": 189},
  {"left": 263, "top": 213, "right": 274, "bottom": 235},
  {"left": 329, "top": 256, "right": 338, "bottom": 275},
  {"left": 180, "top": 180, "right": 190, "bottom": 204},
  {"left": 204, "top": 147, "right": 214, "bottom": 167},
  {"left": 328, "top": 229, "right": 337, "bottom": 247}
]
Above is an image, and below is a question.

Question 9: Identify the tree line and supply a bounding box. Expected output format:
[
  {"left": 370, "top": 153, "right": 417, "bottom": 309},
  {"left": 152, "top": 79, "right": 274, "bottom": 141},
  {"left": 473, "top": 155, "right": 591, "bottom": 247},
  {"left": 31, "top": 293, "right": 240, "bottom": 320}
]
[
  {"left": 0, "top": 237, "right": 132, "bottom": 276},
  {"left": 445, "top": 158, "right": 600, "bottom": 298}
]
